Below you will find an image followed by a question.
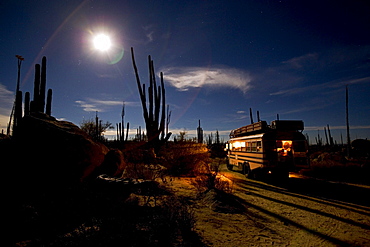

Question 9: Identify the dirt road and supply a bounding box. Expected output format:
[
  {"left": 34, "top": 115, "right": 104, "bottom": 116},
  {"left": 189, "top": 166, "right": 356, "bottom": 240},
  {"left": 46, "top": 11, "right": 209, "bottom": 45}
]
[{"left": 174, "top": 166, "right": 370, "bottom": 246}]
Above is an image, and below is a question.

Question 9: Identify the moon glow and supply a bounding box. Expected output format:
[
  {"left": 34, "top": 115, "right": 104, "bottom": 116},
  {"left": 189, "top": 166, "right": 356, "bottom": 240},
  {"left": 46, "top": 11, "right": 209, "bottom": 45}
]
[{"left": 93, "top": 34, "right": 111, "bottom": 51}]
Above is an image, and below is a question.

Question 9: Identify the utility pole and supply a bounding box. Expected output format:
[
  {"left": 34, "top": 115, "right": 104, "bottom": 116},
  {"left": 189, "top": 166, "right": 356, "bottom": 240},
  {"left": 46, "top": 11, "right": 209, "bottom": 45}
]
[
  {"left": 346, "top": 85, "right": 351, "bottom": 157},
  {"left": 7, "top": 55, "right": 24, "bottom": 135}
]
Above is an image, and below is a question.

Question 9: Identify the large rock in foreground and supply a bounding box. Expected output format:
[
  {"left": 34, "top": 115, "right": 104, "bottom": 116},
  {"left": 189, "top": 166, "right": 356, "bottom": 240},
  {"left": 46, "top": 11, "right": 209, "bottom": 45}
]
[{"left": 16, "top": 114, "right": 121, "bottom": 186}]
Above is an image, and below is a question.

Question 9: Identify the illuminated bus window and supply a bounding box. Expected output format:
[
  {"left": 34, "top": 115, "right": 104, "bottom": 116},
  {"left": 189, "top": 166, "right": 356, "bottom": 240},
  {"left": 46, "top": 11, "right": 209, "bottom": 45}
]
[
  {"left": 232, "top": 141, "right": 243, "bottom": 151},
  {"left": 257, "top": 141, "right": 262, "bottom": 152},
  {"left": 277, "top": 140, "right": 292, "bottom": 156},
  {"left": 251, "top": 141, "right": 257, "bottom": 152},
  {"left": 241, "top": 141, "right": 247, "bottom": 151}
]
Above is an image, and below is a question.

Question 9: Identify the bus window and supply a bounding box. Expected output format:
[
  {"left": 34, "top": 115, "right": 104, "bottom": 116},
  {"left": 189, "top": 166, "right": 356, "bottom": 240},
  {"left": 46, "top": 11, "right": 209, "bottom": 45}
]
[
  {"left": 240, "top": 142, "right": 245, "bottom": 151},
  {"left": 257, "top": 141, "right": 262, "bottom": 152},
  {"left": 232, "top": 141, "right": 245, "bottom": 151},
  {"left": 241, "top": 141, "right": 247, "bottom": 151},
  {"left": 251, "top": 141, "right": 257, "bottom": 152},
  {"left": 277, "top": 140, "right": 292, "bottom": 156}
]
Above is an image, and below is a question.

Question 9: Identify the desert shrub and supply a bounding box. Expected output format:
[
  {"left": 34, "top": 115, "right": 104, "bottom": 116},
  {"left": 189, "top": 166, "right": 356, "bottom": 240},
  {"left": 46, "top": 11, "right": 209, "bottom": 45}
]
[
  {"left": 160, "top": 142, "right": 210, "bottom": 177},
  {"left": 192, "top": 158, "right": 233, "bottom": 194},
  {"left": 302, "top": 151, "right": 370, "bottom": 184},
  {"left": 123, "top": 162, "right": 167, "bottom": 181},
  {"left": 152, "top": 195, "right": 196, "bottom": 236}
]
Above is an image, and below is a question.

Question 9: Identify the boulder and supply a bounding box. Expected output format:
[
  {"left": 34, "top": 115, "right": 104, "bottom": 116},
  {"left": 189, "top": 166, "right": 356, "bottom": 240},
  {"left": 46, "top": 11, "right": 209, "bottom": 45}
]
[
  {"left": 88, "top": 149, "right": 126, "bottom": 179},
  {"left": 15, "top": 114, "right": 122, "bottom": 186}
]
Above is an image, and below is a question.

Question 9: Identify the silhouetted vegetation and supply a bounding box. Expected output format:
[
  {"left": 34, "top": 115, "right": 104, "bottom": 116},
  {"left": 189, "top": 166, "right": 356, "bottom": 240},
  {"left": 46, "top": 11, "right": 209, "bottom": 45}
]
[
  {"left": 80, "top": 113, "right": 114, "bottom": 142},
  {"left": 301, "top": 141, "right": 370, "bottom": 185},
  {"left": 131, "top": 47, "right": 171, "bottom": 150}
]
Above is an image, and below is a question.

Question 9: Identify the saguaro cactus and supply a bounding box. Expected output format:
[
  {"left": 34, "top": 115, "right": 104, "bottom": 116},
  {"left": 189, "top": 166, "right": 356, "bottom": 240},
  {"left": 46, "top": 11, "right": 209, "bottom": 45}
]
[
  {"left": 29, "top": 56, "right": 52, "bottom": 115},
  {"left": 13, "top": 91, "right": 23, "bottom": 135},
  {"left": 197, "top": 119, "right": 203, "bottom": 143},
  {"left": 31, "top": 64, "right": 41, "bottom": 113},
  {"left": 131, "top": 47, "right": 171, "bottom": 147},
  {"left": 46, "top": 89, "right": 52, "bottom": 115},
  {"left": 24, "top": 92, "right": 30, "bottom": 116},
  {"left": 40, "top": 56, "right": 47, "bottom": 112}
]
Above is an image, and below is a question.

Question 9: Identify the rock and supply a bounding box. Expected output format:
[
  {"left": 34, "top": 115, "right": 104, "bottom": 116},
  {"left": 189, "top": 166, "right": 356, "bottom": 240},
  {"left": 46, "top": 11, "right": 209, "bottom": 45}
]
[
  {"left": 15, "top": 114, "right": 121, "bottom": 186},
  {"left": 88, "top": 149, "right": 126, "bottom": 179}
]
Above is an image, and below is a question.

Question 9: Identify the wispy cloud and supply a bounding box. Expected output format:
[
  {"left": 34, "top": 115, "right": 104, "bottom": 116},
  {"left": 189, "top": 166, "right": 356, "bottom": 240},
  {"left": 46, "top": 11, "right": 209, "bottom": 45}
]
[
  {"left": 305, "top": 125, "right": 370, "bottom": 131},
  {"left": 270, "top": 76, "right": 370, "bottom": 96},
  {"left": 75, "top": 98, "right": 138, "bottom": 112},
  {"left": 142, "top": 24, "right": 155, "bottom": 44},
  {"left": 75, "top": 100, "right": 102, "bottom": 112},
  {"left": 282, "top": 53, "right": 319, "bottom": 69},
  {"left": 161, "top": 66, "right": 252, "bottom": 93},
  {"left": 0, "top": 84, "right": 14, "bottom": 129}
]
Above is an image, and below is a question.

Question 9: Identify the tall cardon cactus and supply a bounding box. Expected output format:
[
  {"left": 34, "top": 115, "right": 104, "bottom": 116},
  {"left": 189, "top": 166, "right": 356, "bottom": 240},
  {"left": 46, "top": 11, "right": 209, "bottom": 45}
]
[
  {"left": 29, "top": 56, "right": 53, "bottom": 115},
  {"left": 131, "top": 47, "right": 171, "bottom": 148}
]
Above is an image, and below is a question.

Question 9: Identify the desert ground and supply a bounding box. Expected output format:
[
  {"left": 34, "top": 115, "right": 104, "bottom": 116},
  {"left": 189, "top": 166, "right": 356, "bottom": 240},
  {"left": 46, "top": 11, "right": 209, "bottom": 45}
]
[{"left": 170, "top": 165, "right": 370, "bottom": 247}]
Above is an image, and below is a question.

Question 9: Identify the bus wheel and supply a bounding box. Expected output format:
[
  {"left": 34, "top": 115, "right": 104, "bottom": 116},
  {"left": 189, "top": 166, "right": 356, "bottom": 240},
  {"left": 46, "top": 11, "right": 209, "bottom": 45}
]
[
  {"left": 226, "top": 159, "right": 233, "bottom": 170},
  {"left": 243, "top": 162, "right": 253, "bottom": 178}
]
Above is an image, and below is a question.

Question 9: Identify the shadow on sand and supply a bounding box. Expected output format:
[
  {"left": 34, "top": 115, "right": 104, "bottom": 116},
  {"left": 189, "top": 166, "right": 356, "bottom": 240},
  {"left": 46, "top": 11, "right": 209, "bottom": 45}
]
[{"left": 228, "top": 173, "right": 370, "bottom": 247}]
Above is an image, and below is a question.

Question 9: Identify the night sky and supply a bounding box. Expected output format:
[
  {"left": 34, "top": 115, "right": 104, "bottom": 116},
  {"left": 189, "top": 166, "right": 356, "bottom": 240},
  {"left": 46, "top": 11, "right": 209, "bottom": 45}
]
[{"left": 1, "top": 0, "right": 369, "bottom": 143}]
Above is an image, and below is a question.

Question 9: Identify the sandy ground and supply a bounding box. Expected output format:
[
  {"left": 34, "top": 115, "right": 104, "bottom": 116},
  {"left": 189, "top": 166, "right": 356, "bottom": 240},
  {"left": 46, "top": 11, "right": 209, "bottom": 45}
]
[{"left": 169, "top": 165, "right": 370, "bottom": 246}]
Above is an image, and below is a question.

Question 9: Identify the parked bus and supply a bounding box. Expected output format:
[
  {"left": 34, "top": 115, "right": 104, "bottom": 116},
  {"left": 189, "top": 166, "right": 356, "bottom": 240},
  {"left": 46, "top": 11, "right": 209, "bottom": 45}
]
[{"left": 226, "top": 120, "right": 309, "bottom": 179}]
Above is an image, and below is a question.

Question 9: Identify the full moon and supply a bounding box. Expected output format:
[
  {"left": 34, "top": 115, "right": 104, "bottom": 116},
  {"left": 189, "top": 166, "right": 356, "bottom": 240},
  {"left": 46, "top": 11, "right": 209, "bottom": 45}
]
[{"left": 93, "top": 34, "right": 111, "bottom": 51}]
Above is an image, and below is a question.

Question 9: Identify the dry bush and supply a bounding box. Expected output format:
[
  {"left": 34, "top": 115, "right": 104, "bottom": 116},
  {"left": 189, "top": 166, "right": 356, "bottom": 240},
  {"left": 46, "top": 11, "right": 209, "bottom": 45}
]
[
  {"left": 192, "top": 158, "right": 234, "bottom": 194},
  {"left": 156, "top": 195, "right": 196, "bottom": 233},
  {"left": 302, "top": 151, "right": 370, "bottom": 184},
  {"left": 123, "top": 162, "right": 167, "bottom": 182},
  {"left": 160, "top": 142, "right": 210, "bottom": 177}
]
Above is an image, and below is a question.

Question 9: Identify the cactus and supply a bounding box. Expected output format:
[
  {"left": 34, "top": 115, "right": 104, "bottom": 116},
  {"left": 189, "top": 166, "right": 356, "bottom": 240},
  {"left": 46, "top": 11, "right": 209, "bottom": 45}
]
[
  {"left": 249, "top": 108, "right": 254, "bottom": 124},
  {"left": 46, "top": 89, "right": 52, "bottom": 115},
  {"left": 324, "top": 127, "right": 329, "bottom": 145},
  {"left": 40, "top": 57, "right": 47, "bottom": 112},
  {"left": 12, "top": 91, "right": 23, "bottom": 136},
  {"left": 327, "top": 124, "right": 333, "bottom": 146},
  {"left": 30, "top": 56, "right": 50, "bottom": 114},
  {"left": 121, "top": 102, "right": 125, "bottom": 142},
  {"left": 32, "top": 64, "right": 41, "bottom": 113},
  {"left": 131, "top": 47, "right": 171, "bottom": 148},
  {"left": 118, "top": 122, "right": 122, "bottom": 141},
  {"left": 24, "top": 92, "right": 30, "bottom": 116},
  {"left": 125, "top": 122, "right": 129, "bottom": 141},
  {"left": 197, "top": 119, "right": 203, "bottom": 143}
]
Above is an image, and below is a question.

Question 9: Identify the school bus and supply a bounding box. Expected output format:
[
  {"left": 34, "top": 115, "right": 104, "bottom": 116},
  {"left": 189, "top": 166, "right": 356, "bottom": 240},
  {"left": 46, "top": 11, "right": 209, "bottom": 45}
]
[{"left": 226, "top": 120, "right": 309, "bottom": 179}]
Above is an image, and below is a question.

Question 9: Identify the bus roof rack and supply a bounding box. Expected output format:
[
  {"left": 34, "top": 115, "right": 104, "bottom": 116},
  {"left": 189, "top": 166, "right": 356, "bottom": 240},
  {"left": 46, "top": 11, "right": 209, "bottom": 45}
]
[
  {"left": 230, "top": 120, "right": 304, "bottom": 138},
  {"left": 230, "top": 121, "right": 268, "bottom": 138},
  {"left": 270, "top": 120, "right": 304, "bottom": 131}
]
